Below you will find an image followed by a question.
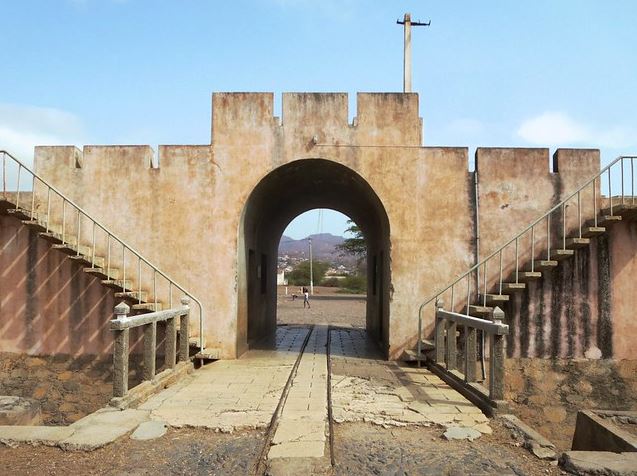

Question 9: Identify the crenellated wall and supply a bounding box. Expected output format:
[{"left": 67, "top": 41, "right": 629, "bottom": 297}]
[{"left": 2, "top": 91, "right": 629, "bottom": 362}]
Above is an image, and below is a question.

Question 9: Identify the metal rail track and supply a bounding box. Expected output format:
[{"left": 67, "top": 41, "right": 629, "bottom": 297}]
[{"left": 251, "top": 325, "right": 315, "bottom": 475}]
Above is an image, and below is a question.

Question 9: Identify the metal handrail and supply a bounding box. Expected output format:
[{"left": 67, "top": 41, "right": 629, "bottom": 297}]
[
  {"left": 416, "top": 154, "right": 636, "bottom": 358},
  {"left": 1, "top": 149, "right": 205, "bottom": 353}
]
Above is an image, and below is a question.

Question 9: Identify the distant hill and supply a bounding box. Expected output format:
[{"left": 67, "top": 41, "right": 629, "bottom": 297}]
[{"left": 279, "top": 233, "right": 349, "bottom": 263}]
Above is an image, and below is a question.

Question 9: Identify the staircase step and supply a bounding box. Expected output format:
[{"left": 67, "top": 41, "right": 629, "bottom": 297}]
[
  {"left": 402, "top": 349, "right": 427, "bottom": 362},
  {"left": 533, "top": 260, "right": 558, "bottom": 271},
  {"left": 419, "top": 339, "right": 435, "bottom": 351},
  {"left": 102, "top": 279, "right": 133, "bottom": 291},
  {"left": 517, "top": 271, "right": 543, "bottom": 281},
  {"left": 69, "top": 254, "right": 105, "bottom": 268},
  {"left": 7, "top": 207, "right": 38, "bottom": 221},
  {"left": 52, "top": 243, "right": 92, "bottom": 256},
  {"left": 566, "top": 237, "right": 591, "bottom": 249},
  {"left": 466, "top": 305, "right": 493, "bottom": 317},
  {"left": 581, "top": 226, "right": 606, "bottom": 238},
  {"left": 553, "top": 249, "right": 575, "bottom": 261},
  {"left": 500, "top": 282, "right": 526, "bottom": 293},
  {"left": 115, "top": 291, "right": 149, "bottom": 302},
  {"left": 85, "top": 267, "right": 120, "bottom": 280},
  {"left": 598, "top": 215, "right": 622, "bottom": 226},
  {"left": 481, "top": 294, "right": 510, "bottom": 305},
  {"left": 604, "top": 202, "right": 637, "bottom": 218},
  {"left": 39, "top": 232, "right": 64, "bottom": 244},
  {"left": 195, "top": 348, "right": 220, "bottom": 361},
  {"left": 21, "top": 219, "right": 48, "bottom": 232},
  {"left": 132, "top": 302, "right": 163, "bottom": 312}
]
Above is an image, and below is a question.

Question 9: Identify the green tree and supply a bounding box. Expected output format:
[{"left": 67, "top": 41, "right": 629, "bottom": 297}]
[
  {"left": 336, "top": 220, "right": 366, "bottom": 260},
  {"left": 287, "top": 260, "right": 330, "bottom": 286}
]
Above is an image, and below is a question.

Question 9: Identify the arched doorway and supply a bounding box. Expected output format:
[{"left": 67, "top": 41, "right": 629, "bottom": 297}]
[{"left": 238, "top": 159, "right": 391, "bottom": 356}]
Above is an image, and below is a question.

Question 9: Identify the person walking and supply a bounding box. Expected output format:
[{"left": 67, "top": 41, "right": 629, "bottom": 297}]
[{"left": 302, "top": 286, "right": 310, "bottom": 309}]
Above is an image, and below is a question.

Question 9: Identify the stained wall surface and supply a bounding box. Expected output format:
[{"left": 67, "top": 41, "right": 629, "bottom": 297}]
[{"left": 18, "top": 92, "right": 633, "bottom": 361}]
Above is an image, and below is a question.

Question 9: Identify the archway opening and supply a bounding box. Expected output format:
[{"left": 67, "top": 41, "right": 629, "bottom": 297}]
[
  {"left": 277, "top": 210, "right": 368, "bottom": 328},
  {"left": 238, "top": 159, "right": 390, "bottom": 357}
]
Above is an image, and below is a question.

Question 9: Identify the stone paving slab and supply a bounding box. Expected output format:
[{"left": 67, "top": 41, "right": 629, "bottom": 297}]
[
  {"left": 60, "top": 408, "right": 150, "bottom": 450},
  {"left": 147, "top": 326, "right": 309, "bottom": 433},
  {"left": 330, "top": 328, "right": 490, "bottom": 434},
  {"left": 0, "top": 425, "right": 75, "bottom": 446}
]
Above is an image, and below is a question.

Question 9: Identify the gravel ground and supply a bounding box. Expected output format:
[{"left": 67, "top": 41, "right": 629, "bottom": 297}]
[
  {"left": 276, "top": 287, "right": 366, "bottom": 328},
  {"left": 333, "top": 421, "right": 565, "bottom": 476},
  {"left": 1, "top": 428, "right": 264, "bottom": 476}
]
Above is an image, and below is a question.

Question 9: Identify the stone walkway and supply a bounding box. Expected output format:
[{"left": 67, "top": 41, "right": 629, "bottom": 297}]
[
  {"left": 269, "top": 325, "right": 328, "bottom": 459},
  {"left": 142, "top": 326, "right": 309, "bottom": 432},
  {"left": 0, "top": 325, "right": 491, "bottom": 458}
]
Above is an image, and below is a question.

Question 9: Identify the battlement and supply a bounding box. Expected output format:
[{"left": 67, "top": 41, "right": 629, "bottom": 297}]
[{"left": 211, "top": 92, "right": 422, "bottom": 146}]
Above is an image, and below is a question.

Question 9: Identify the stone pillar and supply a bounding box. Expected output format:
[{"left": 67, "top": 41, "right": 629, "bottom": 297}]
[
  {"left": 143, "top": 321, "right": 157, "bottom": 380},
  {"left": 445, "top": 320, "right": 457, "bottom": 371},
  {"left": 166, "top": 316, "right": 177, "bottom": 369},
  {"left": 464, "top": 326, "right": 477, "bottom": 382},
  {"left": 489, "top": 306, "right": 506, "bottom": 401},
  {"left": 179, "top": 296, "right": 190, "bottom": 362},
  {"left": 112, "top": 302, "right": 130, "bottom": 398}
]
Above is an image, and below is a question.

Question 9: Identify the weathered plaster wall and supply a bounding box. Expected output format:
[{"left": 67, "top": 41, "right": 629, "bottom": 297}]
[
  {"left": 21, "top": 92, "right": 621, "bottom": 360},
  {"left": 0, "top": 214, "right": 115, "bottom": 355},
  {"left": 502, "top": 220, "right": 637, "bottom": 360}
]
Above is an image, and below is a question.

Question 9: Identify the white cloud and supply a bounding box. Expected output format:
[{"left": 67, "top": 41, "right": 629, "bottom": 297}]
[
  {"left": 0, "top": 104, "right": 86, "bottom": 165},
  {"left": 517, "top": 112, "right": 588, "bottom": 145},
  {"left": 517, "top": 111, "right": 636, "bottom": 149}
]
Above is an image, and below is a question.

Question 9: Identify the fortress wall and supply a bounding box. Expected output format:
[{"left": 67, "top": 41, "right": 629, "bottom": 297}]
[
  {"left": 355, "top": 93, "right": 422, "bottom": 146},
  {"left": 16, "top": 92, "right": 631, "bottom": 361},
  {"left": 475, "top": 148, "right": 600, "bottom": 290},
  {"left": 33, "top": 145, "right": 215, "bottom": 343},
  {"left": 212, "top": 92, "right": 277, "bottom": 147}
]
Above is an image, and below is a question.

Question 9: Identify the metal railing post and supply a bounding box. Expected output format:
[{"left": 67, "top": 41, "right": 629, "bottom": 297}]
[
  {"left": 434, "top": 299, "right": 445, "bottom": 364},
  {"left": 179, "top": 297, "right": 190, "bottom": 362}
]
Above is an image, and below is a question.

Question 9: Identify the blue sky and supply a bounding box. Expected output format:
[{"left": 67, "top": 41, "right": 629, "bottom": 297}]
[{"left": 1, "top": 1, "right": 636, "bottom": 239}]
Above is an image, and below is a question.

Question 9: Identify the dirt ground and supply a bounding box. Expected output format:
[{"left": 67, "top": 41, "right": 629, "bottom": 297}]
[
  {"left": 276, "top": 287, "right": 366, "bottom": 328},
  {"left": 0, "top": 428, "right": 265, "bottom": 476},
  {"left": 333, "top": 420, "right": 564, "bottom": 476},
  {"left": 0, "top": 421, "right": 566, "bottom": 476}
]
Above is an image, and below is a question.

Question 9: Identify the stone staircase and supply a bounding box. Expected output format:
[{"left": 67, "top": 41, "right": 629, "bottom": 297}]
[
  {"left": 406, "top": 155, "right": 637, "bottom": 365},
  {"left": 0, "top": 149, "right": 208, "bottom": 356}
]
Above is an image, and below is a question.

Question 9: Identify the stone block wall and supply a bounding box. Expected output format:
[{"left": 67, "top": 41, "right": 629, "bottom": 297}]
[
  {"left": 0, "top": 353, "right": 112, "bottom": 425},
  {"left": 505, "top": 358, "right": 637, "bottom": 451}
]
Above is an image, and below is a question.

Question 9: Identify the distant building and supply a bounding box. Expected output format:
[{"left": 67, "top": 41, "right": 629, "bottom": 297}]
[{"left": 277, "top": 269, "right": 288, "bottom": 286}]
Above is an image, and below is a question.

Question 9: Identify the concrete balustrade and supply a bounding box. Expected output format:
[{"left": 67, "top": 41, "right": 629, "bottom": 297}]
[
  {"left": 432, "top": 299, "right": 509, "bottom": 412},
  {"left": 110, "top": 297, "right": 191, "bottom": 399}
]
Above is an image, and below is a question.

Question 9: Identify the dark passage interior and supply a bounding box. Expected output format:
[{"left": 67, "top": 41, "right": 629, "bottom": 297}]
[{"left": 238, "top": 159, "right": 391, "bottom": 357}]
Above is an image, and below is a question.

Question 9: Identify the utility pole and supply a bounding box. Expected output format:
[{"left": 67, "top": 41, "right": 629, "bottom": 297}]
[
  {"left": 397, "top": 13, "right": 430, "bottom": 93},
  {"left": 308, "top": 237, "right": 314, "bottom": 295}
]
